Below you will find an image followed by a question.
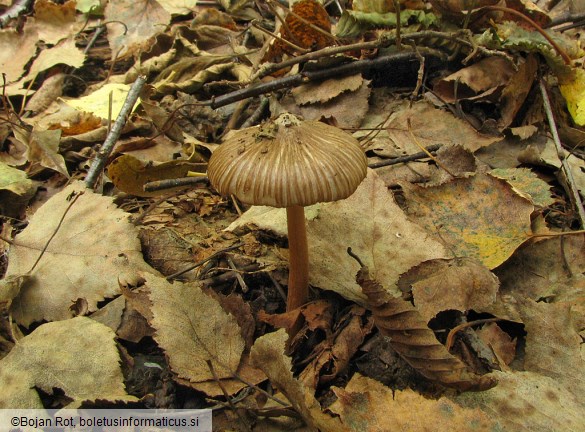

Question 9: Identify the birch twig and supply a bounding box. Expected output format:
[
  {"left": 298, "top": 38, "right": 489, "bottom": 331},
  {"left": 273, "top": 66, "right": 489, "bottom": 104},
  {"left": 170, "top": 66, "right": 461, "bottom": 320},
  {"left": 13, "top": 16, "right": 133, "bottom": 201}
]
[{"left": 85, "top": 75, "right": 147, "bottom": 190}]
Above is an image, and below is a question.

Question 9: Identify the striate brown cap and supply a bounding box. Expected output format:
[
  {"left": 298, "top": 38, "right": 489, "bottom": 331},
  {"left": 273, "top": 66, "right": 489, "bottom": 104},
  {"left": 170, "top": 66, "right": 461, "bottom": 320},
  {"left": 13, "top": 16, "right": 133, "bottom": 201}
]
[{"left": 207, "top": 113, "right": 367, "bottom": 208}]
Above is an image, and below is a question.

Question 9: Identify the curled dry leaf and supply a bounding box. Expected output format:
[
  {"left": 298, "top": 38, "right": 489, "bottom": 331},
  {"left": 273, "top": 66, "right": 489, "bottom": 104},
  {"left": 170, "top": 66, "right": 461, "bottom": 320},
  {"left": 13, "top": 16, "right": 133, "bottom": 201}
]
[
  {"left": 357, "top": 265, "right": 497, "bottom": 391},
  {"left": 250, "top": 329, "right": 349, "bottom": 432}
]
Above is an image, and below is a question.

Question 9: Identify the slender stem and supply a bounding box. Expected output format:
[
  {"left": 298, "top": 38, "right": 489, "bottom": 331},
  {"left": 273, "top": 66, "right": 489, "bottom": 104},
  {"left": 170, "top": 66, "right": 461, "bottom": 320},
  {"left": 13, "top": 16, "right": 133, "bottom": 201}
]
[{"left": 286, "top": 205, "right": 309, "bottom": 311}]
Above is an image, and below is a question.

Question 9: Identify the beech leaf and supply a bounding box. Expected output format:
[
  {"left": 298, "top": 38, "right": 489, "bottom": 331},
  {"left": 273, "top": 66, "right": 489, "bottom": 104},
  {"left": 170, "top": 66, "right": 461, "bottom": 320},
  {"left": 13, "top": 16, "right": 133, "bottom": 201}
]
[{"left": 357, "top": 265, "right": 497, "bottom": 391}]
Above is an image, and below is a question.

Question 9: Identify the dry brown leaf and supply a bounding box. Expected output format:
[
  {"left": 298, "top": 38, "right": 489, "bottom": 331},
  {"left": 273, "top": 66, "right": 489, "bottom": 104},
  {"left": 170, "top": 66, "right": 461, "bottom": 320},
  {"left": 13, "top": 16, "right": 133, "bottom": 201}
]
[
  {"left": 32, "top": 0, "right": 84, "bottom": 44},
  {"left": 6, "top": 181, "right": 156, "bottom": 326},
  {"left": 330, "top": 373, "right": 497, "bottom": 431},
  {"left": 0, "top": 317, "right": 134, "bottom": 408},
  {"left": 386, "top": 100, "right": 502, "bottom": 153},
  {"left": 25, "top": 37, "right": 85, "bottom": 81},
  {"left": 454, "top": 370, "right": 585, "bottom": 431},
  {"left": 250, "top": 329, "right": 349, "bottom": 432},
  {"left": 229, "top": 169, "right": 449, "bottom": 304},
  {"left": 299, "top": 305, "right": 374, "bottom": 389},
  {"left": 25, "top": 128, "right": 69, "bottom": 177},
  {"left": 105, "top": 0, "right": 171, "bottom": 58},
  {"left": 0, "top": 25, "right": 38, "bottom": 83},
  {"left": 25, "top": 73, "right": 67, "bottom": 114},
  {"left": 399, "top": 258, "right": 499, "bottom": 322},
  {"left": 495, "top": 234, "right": 585, "bottom": 301},
  {"left": 434, "top": 57, "right": 516, "bottom": 102},
  {"left": 107, "top": 154, "right": 205, "bottom": 197},
  {"left": 518, "top": 298, "right": 585, "bottom": 397},
  {"left": 357, "top": 265, "right": 497, "bottom": 391},
  {"left": 279, "top": 80, "right": 371, "bottom": 129},
  {"left": 477, "top": 323, "right": 516, "bottom": 366},
  {"left": 292, "top": 74, "right": 364, "bottom": 106},
  {"left": 402, "top": 173, "right": 535, "bottom": 269},
  {"left": 146, "top": 273, "right": 248, "bottom": 392}
]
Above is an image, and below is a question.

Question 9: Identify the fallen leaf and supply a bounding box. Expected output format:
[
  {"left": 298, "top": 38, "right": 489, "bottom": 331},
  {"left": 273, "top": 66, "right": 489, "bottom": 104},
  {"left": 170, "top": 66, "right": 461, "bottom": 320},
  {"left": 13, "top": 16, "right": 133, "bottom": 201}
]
[
  {"left": 25, "top": 37, "right": 85, "bottom": 81},
  {"left": 402, "top": 173, "right": 535, "bottom": 269},
  {"left": 146, "top": 273, "right": 249, "bottom": 394},
  {"left": 400, "top": 258, "right": 499, "bottom": 322},
  {"left": 477, "top": 322, "right": 516, "bottom": 366},
  {"left": 385, "top": 100, "right": 502, "bottom": 153},
  {"left": 157, "top": 0, "right": 198, "bottom": 15},
  {"left": 330, "top": 373, "right": 497, "bottom": 431},
  {"left": 6, "top": 181, "right": 156, "bottom": 326},
  {"left": 495, "top": 234, "right": 585, "bottom": 301},
  {"left": 518, "top": 298, "right": 585, "bottom": 397},
  {"left": 0, "top": 25, "right": 38, "bottom": 83},
  {"left": 107, "top": 154, "right": 205, "bottom": 197},
  {"left": 0, "top": 162, "right": 35, "bottom": 196},
  {"left": 32, "top": 0, "right": 84, "bottom": 44},
  {"left": 454, "top": 370, "right": 585, "bottom": 431},
  {"left": 105, "top": 0, "right": 171, "bottom": 58},
  {"left": 357, "top": 265, "right": 497, "bottom": 391},
  {"left": 0, "top": 317, "right": 134, "bottom": 408},
  {"left": 25, "top": 129, "right": 70, "bottom": 177},
  {"left": 489, "top": 167, "right": 555, "bottom": 207},
  {"left": 250, "top": 329, "right": 349, "bottom": 432},
  {"left": 292, "top": 74, "right": 364, "bottom": 106},
  {"left": 62, "top": 83, "right": 139, "bottom": 120}
]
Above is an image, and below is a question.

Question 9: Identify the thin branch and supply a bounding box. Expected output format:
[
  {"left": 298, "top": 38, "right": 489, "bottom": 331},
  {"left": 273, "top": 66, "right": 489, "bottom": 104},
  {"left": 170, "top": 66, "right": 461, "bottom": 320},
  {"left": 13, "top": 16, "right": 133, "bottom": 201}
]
[
  {"left": 85, "top": 75, "right": 147, "bottom": 189},
  {"left": 166, "top": 242, "right": 244, "bottom": 281},
  {"left": 539, "top": 79, "right": 585, "bottom": 227},
  {"left": 0, "top": 0, "right": 32, "bottom": 28},
  {"left": 368, "top": 144, "right": 442, "bottom": 168},
  {"left": 28, "top": 192, "right": 83, "bottom": 273},
  {"left": 142, "top": 176, "right": 209, "bottom": 193}
]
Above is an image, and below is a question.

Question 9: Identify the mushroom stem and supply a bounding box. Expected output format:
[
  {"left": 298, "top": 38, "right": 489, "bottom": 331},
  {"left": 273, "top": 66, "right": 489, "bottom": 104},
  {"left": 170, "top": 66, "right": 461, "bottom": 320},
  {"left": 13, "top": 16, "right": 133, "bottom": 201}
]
[{"left": 286, "top": 205, "right": 309, "bottom": 311}]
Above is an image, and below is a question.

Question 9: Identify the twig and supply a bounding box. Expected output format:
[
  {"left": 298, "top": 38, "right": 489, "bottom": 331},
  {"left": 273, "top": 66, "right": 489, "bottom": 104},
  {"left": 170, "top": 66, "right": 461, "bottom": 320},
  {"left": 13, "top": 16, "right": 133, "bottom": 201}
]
[
  {"left": 15, "top": 191, "right": 83, "bottom": 274},
  {"left": 241, "top": 96, "right": 269, "bottom": 128},
  {"left": 393, "top": 0, "right": 402, "bottom": 49},
  {"left": 368, "top": 144, "right": 442, "bottom": 168},
  {"left": 85, "top": 75, "right": 147, "bottom": 190},
  {"left": 166, "top": 242, "right": 244, "bottom": 281},
  {"left": 446, "top": 318, "right": 501, "bottom": 351},
  {"left": 407, "top": 119, "right": 455, "bottom": 177},
  {"left": 205, "top": 51, "right": 420, "bottom": 109},
  {"left": 539, "top": 79, "right": 585, "bottom": 227},
  {"left": 528, "top": 229, "right": 585, "bottom": 238},
  {"left": 199, "top": 264, "right": 260, "bottom": 286},
  {"left": 83, "top": 21, "right": 104, "bottom": 54},
  {"left": 142, "top": 176, "right": 209, "bottom": 193},
  {"left": 206, "top": 360, "right": 251, "bottom": 430},
  {"left": 0, "top": 0, "right": 32, "bottom": 28},
  {"left": 267, "top": 272, "right": 287, "bottom": 302},
  {"left": 227, "top": 256, "right": 249, "bottom": 293}
]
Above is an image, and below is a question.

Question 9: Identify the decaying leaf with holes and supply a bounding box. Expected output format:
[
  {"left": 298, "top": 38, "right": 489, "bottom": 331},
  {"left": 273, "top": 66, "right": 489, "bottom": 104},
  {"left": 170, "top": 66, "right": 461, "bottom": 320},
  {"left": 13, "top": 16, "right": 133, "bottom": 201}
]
[
  {"left": 356, "top": 265, "right": 497, "bottom": 391},
  {"left": 263, "top": 0, "right": 332, "bottom": 62}
]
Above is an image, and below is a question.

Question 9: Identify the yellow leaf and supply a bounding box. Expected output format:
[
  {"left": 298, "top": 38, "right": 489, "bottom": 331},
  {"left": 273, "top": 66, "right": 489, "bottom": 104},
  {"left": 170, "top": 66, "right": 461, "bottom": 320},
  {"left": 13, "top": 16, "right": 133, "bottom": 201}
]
[
  {"left": 62, "top": 83, "right": 138, "bottom": 120},
  {"left": 560, "top": 68, "right": 585, "bottom": 126}
]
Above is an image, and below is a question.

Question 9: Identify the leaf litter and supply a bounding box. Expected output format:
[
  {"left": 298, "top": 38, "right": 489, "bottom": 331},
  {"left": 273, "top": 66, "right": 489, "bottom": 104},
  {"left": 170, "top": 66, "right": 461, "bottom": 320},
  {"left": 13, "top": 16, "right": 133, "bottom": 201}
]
[{"left": 0, "top": 0, "right": 584, "bottom": 430}]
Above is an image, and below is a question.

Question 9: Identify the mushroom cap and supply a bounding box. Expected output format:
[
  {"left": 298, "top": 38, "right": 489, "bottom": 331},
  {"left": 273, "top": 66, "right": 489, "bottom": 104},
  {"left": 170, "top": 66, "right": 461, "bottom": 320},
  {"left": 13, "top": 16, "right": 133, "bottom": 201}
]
[{"left": 207, "top": 113, "right": 367, "bottom": 208}]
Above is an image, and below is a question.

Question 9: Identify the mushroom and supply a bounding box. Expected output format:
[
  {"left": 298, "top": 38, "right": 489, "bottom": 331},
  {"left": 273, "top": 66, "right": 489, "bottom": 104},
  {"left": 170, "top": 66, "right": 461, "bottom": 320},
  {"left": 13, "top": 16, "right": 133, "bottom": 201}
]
[{"left": 207, "top": 113, "right": 367, "bottom": 311}]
